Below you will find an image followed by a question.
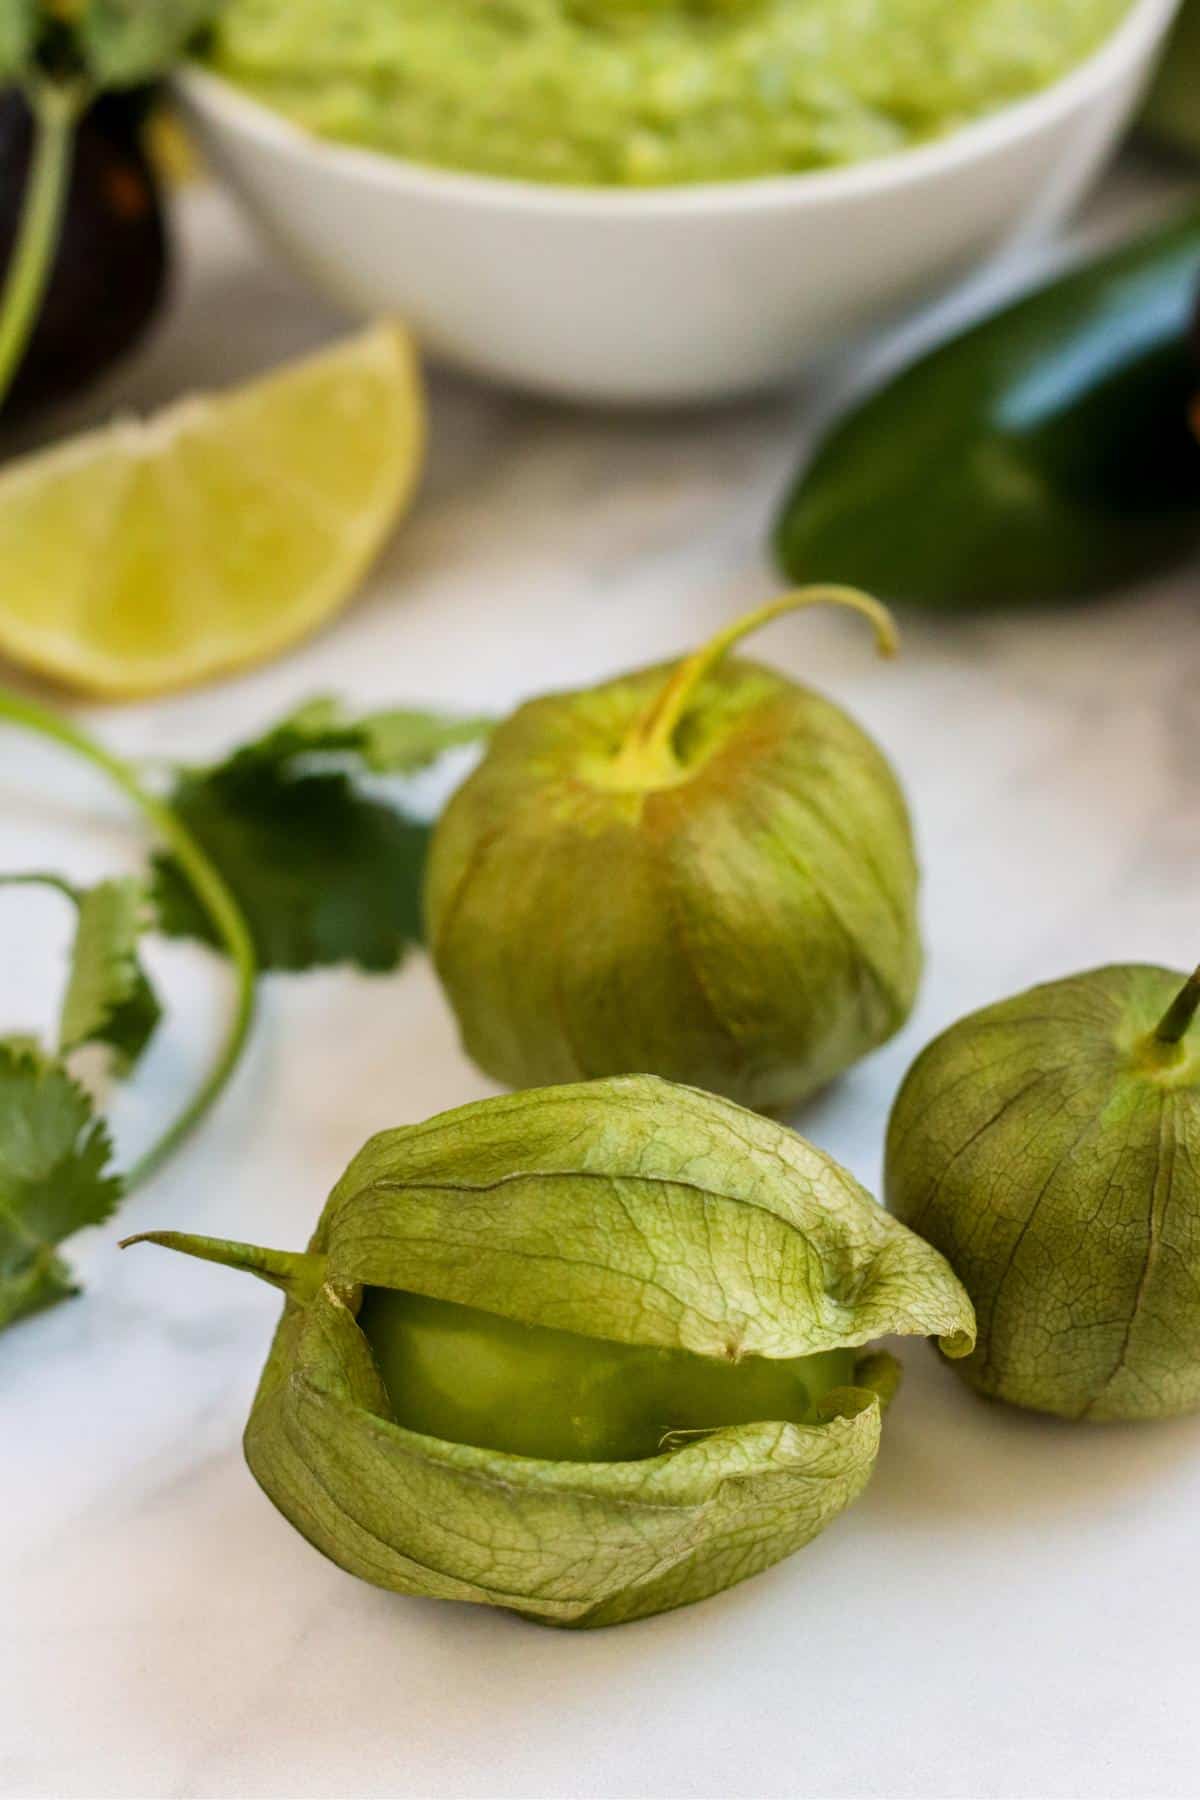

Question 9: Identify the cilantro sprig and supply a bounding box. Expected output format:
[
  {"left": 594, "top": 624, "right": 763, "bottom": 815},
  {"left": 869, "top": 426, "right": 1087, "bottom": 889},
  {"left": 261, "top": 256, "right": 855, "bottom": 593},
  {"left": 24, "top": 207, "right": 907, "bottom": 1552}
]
[
  {"left": 0, "top": 1040, "right": 122, "bottom": 1330},
  {"left": 0, "top": 1, "right": 221, "bottom": 413},
  {"left": 0, "top": 686, "right": 253, "bottom": 1328},
  {"left": 0, "top": 684, "right": 488, "bottom": 1331},
  {"left": 0, "top": 685, "right": 257, "bottom": 1176}
]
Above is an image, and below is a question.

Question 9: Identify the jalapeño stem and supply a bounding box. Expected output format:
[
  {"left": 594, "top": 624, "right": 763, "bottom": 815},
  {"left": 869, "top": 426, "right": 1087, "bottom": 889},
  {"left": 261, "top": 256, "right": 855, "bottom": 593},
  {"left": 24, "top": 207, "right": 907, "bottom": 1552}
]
[
  {"left": 120, "top": 1232, "right": 327, "bottom": 1304},
  {"left": 613, "top": 586, "right": 898, "bottom": 785},
  {"left": 0, "top": 686, "right": 258, "bottom": 1190},
  {"left": 1154, "top": 967, "right": 1200, "bottom": 1046}
]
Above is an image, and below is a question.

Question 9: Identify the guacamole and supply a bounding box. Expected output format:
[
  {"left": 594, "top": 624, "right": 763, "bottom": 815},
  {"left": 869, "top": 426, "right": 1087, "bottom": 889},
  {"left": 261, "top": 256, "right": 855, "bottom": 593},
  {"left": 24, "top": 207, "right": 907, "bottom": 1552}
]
[{"left": 206, "top": 0, "right": 1132, "bottom": 187}]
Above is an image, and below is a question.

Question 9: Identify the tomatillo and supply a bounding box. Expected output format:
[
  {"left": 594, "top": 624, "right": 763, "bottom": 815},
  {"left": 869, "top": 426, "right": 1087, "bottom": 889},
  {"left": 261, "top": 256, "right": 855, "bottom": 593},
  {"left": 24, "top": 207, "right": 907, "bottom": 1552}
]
[
  {"left": 887, "top": 963, "right": 1200, "bottom": 1422},
  {"left": 126, "top": 1076, "right": 974, "bottom": 1627},
  {"left": 425, "top": 588, "right": 920, "bottom": 1115}
]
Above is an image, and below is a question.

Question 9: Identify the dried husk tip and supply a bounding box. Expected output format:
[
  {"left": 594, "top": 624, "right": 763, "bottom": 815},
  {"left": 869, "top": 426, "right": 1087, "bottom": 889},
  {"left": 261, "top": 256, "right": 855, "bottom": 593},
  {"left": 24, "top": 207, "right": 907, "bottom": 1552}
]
[{"left": 120, "top": 1231, "right": 326, "bottom": 1305}]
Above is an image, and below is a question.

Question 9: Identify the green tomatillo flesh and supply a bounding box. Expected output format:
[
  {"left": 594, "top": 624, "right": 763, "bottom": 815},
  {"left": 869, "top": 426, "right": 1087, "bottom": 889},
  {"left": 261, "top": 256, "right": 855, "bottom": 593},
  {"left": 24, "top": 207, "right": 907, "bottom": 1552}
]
[
  {"left": 125, "top": 1076, "right": 975, "bottom": 1627},
  {"left": 358, "top": 1287, "right": 859, "bottom": 1463},
  {"left": 886, "top": 964, "right": 1200, "bottom": 1422},
  {"left": 425, "top": 589, "right": 921, "bottom": 1115}
]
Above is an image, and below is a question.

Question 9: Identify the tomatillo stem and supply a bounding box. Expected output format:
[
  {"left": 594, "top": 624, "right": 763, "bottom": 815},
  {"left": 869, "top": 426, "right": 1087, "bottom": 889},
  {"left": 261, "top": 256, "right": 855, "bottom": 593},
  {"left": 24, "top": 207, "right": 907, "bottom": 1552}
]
[
  {"left": 0, "top": 79, "right": 85, "bottom": 413},
  {"left": 120, "top": 1232, "right": 326, "bottom": 1303},
  {"left": 0, "top": 686, "right": 258, "bottom": 1190},
  {"left": 1154, "top": 966, "right": 1200, "bottom": 1046},
  {"left": 616, "top": 586, "right": 897, "bottom": 782}
]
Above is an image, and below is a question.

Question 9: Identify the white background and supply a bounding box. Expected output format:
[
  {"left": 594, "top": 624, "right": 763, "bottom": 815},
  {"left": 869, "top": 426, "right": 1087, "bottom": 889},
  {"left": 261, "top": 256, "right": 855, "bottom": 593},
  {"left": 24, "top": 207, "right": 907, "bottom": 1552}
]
[{"left": 2, "top": 161, "right": 1199, "bottom": 1799}]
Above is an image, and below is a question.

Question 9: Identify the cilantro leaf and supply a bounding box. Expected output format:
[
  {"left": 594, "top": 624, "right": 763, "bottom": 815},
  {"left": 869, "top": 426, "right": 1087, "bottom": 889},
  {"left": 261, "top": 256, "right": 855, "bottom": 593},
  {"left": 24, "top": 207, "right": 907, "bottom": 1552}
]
[
  {"left": 0, "top": 1039, "right": 122, "bottom": 1332},
  {"left": 77, "top": 0, "right": 222, "bottom": 87},
  {"left": 58, "top": 876, "right": 162, "bottom": 1071},
  {"left": 214, "top": 697, "right": 493, "bottom": 779},
  {"left": 151, "top": 699, "right": 489, "bottom": 974},
  {"left": 0, "top": 0, "right": 37, "bottom": 81},
  {"left": 1, "top": 872, "right": 162, "bottom": 1072},
  {"left": 154, "top": 770, "right": 431, "bottom": 973},
  {"left": 348, "top": 707, "right": 495, "bottom": 775}
]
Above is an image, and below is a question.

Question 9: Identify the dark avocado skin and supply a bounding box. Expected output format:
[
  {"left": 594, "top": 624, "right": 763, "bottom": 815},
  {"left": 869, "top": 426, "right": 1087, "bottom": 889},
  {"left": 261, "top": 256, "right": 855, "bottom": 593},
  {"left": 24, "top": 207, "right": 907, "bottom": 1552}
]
[
  {"left": 0, "top": 87, "right": 168, "bottom": 422},
  {"left": 774, "top": 211, "right": 1200, "bottom": 610}
]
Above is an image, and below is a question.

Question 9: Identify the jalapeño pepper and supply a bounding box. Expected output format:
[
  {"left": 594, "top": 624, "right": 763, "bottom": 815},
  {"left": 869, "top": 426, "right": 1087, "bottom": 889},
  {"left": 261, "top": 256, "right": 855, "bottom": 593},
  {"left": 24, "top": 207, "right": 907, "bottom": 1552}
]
[{"left": 774, "top": 210, "right": 1200, "bottom": 609}]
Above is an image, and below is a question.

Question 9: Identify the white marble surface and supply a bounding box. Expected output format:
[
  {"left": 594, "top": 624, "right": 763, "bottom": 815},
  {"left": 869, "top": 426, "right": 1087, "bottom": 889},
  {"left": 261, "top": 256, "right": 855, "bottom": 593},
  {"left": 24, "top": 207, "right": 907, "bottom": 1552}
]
[{"left": 3, "top": 165, "right": 1200, "bottom": 1800}]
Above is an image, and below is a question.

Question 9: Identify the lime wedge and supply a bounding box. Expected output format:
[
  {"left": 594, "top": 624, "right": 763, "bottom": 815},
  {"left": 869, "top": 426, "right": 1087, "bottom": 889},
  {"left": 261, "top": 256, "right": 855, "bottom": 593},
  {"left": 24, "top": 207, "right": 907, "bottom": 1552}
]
[{"left": 0, "top": 323, "right": 424, "bottom": 698}]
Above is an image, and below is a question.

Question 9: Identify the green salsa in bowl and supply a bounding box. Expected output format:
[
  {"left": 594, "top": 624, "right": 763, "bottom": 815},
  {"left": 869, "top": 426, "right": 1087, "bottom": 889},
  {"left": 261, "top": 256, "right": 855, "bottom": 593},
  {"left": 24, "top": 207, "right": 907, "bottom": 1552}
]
[
  {"left": 178, "top": 0, "right": 1177, "bottom": 403},
  {"left": 205, "top": 0, "right": 1134, "bottom": 188}
]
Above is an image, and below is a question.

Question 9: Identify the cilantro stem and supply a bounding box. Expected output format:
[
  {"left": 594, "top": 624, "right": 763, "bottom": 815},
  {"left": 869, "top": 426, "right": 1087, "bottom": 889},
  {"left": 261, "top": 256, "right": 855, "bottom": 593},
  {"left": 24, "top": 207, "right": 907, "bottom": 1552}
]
[
  {"left": 0, "top": 79, "right": 85, "bottom": 415},
  {"left": 0, "top": 687, "right": 258, "bottom": 1190},
  {"left": 0, "top": 869, "right": 77, "bottom": 900}
]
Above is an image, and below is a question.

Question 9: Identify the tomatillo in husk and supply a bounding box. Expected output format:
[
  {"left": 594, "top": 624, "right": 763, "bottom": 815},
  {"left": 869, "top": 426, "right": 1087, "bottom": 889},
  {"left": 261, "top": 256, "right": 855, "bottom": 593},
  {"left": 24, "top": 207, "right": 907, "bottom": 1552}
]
[
  {"left": 126, "top": 1076, "right": 974, "bottom": 1628},
  {"left": 425, "top": 589, "right": 920, "bottom": 1115},
  {"left": 886, "top": 964, "right": 1200, "bottom": 1422}
]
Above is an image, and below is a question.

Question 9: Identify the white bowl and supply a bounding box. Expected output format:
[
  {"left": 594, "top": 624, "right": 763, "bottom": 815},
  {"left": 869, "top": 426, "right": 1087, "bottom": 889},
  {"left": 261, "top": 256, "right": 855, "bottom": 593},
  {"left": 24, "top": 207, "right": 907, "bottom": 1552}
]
[{"left": 178, "top": 0, "right": 1179, "bottom": 407}]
